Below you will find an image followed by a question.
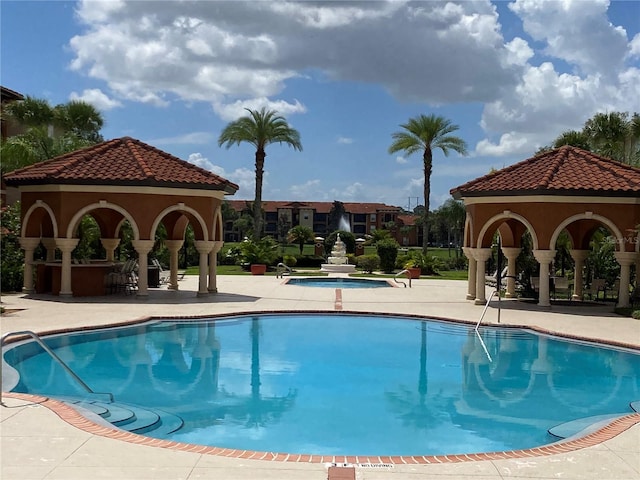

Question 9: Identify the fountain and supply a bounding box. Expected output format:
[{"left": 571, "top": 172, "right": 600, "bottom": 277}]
[{"left": 320, "top": 233, "right": 356, "bottom": 273}]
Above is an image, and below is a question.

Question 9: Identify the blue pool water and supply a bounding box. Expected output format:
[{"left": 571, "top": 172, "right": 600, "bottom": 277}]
[
  {"left": 286, "top": 277, "right": 391, "bottom": 288},
  {"left": 4, "top": 313, "right": 639, "bottom": 456}
]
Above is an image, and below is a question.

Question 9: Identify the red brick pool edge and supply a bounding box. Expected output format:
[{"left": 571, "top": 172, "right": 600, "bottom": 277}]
[{"left": 4, "top": 391, "right": 640, "bottom": 465}]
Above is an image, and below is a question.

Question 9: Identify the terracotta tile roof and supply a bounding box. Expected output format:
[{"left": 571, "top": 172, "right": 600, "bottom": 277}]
[
  {"left": 3, "top": 137, "right": 238, "bottom": 194},
  {"left": 1, "top": 86, "right": 24, "bottom": 102},
  {"left": 450, "top": 146, "right": 640, "bottom": 198},
  {"left": 227, "top": 200, "right": 402, "bottom": 214}
]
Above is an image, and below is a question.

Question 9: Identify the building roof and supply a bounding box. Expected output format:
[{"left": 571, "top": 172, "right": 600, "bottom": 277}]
[
  {"left": 1, "top": 86, "right": 24, "bottom": 102},
  {"left": 226, "top": 200, "right": 402, "bottom": 215},
  {"left": 3, "top": 137, "right": 239, "bottom": 194},
  {"left": 450, "top": 145, "right": 640, "bottom": 198}
]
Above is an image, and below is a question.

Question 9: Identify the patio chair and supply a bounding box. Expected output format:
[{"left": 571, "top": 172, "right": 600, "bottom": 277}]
[
  {"left": 486, "top": 266, "right": 508, "bottom": 288},
  {"left": 553, "top": 277, "right": 571, "bottom": 300},
  {"left": 583, "top": 278, "right": 606, "bottom": 301},
  {"left": 105, "top": 259, "right": 138, "bottom": 295},
  {"left": 151, "top": 258, "right": 171, "bottom": 285}
]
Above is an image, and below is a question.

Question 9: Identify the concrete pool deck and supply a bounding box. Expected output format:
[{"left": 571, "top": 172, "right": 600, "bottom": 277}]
[{"left": 1, "top": 275, "right": 639, "bottom": 479}]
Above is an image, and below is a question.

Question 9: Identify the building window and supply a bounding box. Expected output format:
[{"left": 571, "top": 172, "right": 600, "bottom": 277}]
[
  {"left": 353, "top": 213, "right": 366, "bottom": 223},
  {"left": 370, "top": 214, "right": 376, "bottom": 222}
]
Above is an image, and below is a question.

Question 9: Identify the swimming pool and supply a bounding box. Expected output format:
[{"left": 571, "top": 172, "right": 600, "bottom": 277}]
[
  {"left": 3, "top": 313, "right": 639, "bottom": 456},
  {"left": 285, "top": 277, "right": 392, "bottom": 288}
]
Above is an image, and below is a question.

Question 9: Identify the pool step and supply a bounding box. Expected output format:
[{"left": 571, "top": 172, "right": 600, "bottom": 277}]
[
  {"left": 58, "top": 396, "right": 184, "bottom": 436},
  {"left": 548, "top": 413, "right": 627, "bottom": 439}
]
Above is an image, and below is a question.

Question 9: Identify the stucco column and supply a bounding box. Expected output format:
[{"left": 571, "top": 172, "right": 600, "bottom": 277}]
[
  {"left": 41, "top": 238, "right": 57, "bottom": 262},
  {"left": 100, "top": 238, "right": 121, "bottom": 262},
  {"left": 194, "top": 241, "right": 215, "bottom": 296},
  {"left": 533, "top": 250, "right": 556, "bottom": 307},
  {"left": 208, "top": 241, "right": 224, "bottom": 293},
  {"left": 19, "top": 237, "right": 42, "bottom": 294},
  {"left": 614, "top": 252, "right": 638, "bottom": 308},
  {"left": 501, "top": 247, "right": 521, "bottom": 298},
  {"left": 462, "top": 247, "right": 477, "bottom": 300},
  {"left": 473, "top": 248, "right": 492, "bottom": 305},
  {"left": 55, "top": 238, "right": 79, "bottom": 297},
  {"left": 165, "top": 240, "right": 184, "bottom": 290},
  {"left": 569, "top": 249, "right": 589, "bottom": 300},
  {"left": 131, "top": 240, "right": 154, "bottom": 297}
]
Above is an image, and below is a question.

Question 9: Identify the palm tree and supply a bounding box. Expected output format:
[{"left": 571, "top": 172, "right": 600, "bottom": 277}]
[
  {"left": 218, "top": 108, "right": 302, "bottom": 239},
  {"left": 287, "top": 225, "right": 314, "bottom": 254},
  {"left": 1, "top": 96, "right": 104, "bottom": 173},
  {"left": 389, "top": 114, "right": 467, "bottom": 250}
]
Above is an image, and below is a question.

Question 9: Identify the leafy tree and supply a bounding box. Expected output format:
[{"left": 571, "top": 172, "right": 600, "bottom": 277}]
[
  {"left": 552, "top": 130, "right": 591, "bottom": 150},
  {"left": 287, "top": 225, "right": 314, "bottom": 254},
  {"left": 0, "top": 201, "right": 24, "bottom": 292},
  {"left": 388, "top": 114, "right": 467, "bottom": 251},
  {"left": 1, "top": 96, "right": 104, "bottom": 173},
  {"left": 218, "top": 107, "right": 302, "bottom": 239}
]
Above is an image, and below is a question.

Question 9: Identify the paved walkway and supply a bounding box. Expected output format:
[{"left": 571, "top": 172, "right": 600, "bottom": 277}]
[{"left": 2, "top": 275, "right": 639, "bottom": 479}]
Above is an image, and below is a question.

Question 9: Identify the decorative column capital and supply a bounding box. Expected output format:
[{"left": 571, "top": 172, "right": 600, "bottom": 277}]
[
  {"left": 19, "top": 237, "right": 42, "bottom": 250},
  {"left": 100, "top": 238, "right": 121, "bottom": 251},
  {"left": 131, "top": 239, "right": 155, "bottom": 255},
  {"left": 165, "top": 240, "right": 184, "bottom": 252},
  {"left": 533, "top": 249, "right": 556, "bottom": 264},
  {"left": 501, "top": 247, "right": 521, "bottom": 260},
  {"left": 569, "top": 249, "right": 589, "bottom": 262},
  {"left": 462, "top": 247, "right": 475, "bottom": 260},
  {"left": 473, "top": 248, "right": 492, "bottom": 262},
  {"left": 194, "top": 240, "right": 215, "bottom": 255},
  {"left": 614, "top": 251, "right": 638, "bottom": 267},
  {"left": 54, "top": 238, "right": 79, "bottom": 253},
  {"left": 211, "top": 240, "right": 224, "bottom": 253}
]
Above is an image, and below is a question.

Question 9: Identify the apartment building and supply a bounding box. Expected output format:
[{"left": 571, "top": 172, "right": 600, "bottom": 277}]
[{"left": 224, "top": 200, "right": 420, "bottom": 245}]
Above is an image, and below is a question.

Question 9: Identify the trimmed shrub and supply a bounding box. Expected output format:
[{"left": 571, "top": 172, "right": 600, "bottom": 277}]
[
  {"left": 356, "top": 254, "right": 380, "bottom": 273},
  {"left": 283, "top": 255, "right": 297, "bottom": 267},
  {"left": 633, "top": 310, "right": 640, "bottom": 320},
  {"left": 376, "top": 239, "right": 399, "bottom": 274}
]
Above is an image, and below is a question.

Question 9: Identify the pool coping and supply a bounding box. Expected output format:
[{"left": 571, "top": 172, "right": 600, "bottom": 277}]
[
  {"left": 3, "top": 309, "right": 640, "bottom": 465},
  {"left": 3, "top": 392, "right": 640, "bottom": 465}
]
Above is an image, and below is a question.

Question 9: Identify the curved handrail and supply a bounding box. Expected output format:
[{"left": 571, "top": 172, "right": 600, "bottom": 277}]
[
  {"left": 1, "top": 330, "right": 114, "bottom": 404},
  {"left": 276, "top": 262, "right": 293, "bottom": 279},
  {"left": 394, "top": 269, "right": 412, "bottom": 288}
]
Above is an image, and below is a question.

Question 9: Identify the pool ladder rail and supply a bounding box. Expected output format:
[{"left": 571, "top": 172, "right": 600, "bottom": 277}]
[
  {"left": 394, "top": 269, "right": 412, "bottom": 288},
  {"left": 276, "top": 262, "right": 293, "bottom": 278},
  {"left": 1, "top": 330, "right": 114, "bottom": 405}
]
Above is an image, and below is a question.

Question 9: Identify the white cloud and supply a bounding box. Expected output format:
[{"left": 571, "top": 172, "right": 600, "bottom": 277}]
[
  {"left": 213, "top": 97, "right": 306, "bottom": 122},
  {"left": 337, "top": 136, "right": 353, "bottom": 145},
  {"left": 395, "top": 156, "right": 408, "bottom": 164},
  {"left": 187, "top": 153, "right": 256, "bottom": 196},
  {"left": 629, "top": 33, "right": 640, "bottom": 58},
  {"left": 289, "top": 179, "right": 322, "bottom": 199},
  {"left": 509, "top": 0, "right": 628, "bottom": 75},
  {"left": 149, "top": 132, "right": 214, "bottom": 145},
  {"left": 69, "top": 88, "right": 122, "bottom": 110}
]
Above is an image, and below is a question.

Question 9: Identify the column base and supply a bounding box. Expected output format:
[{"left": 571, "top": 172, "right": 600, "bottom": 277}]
[
  {"left": 474, "top": 298, "right": 487, "bottom": 305},
  {"left": 466, "top": 294, "right": 476, "bottom": 300},
  {"left": 197, "top": 291, "right": 209, "bottom": 297}
]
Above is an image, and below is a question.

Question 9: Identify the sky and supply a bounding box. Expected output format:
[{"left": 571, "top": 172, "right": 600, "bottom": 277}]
[{"left": 2, "top": 0, "right": 639, "bottom": 211}]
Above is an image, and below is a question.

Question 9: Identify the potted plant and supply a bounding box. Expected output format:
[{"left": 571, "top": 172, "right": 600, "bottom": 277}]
[
  {"left": 403, "top": 252, "right": 424, "bottom": 279},
  {"left": 239, "top": 237, "right": 277, "bottom": 275}
]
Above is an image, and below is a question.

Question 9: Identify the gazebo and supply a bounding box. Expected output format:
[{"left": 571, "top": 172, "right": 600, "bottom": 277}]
[
  {"left": 450, "top": 146, "right": 640, "bottom": 308},
  {"left": 4, "top": 137, "right": 238, "bottom": 297}
]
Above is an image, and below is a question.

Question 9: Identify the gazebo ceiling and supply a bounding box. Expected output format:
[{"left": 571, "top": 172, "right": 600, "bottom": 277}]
[
  {"left": 4, "top": 136, "right": 239, "bottom": 194},
  {"left": 450, "top": 145, "right": 640, "bottom": 198}
]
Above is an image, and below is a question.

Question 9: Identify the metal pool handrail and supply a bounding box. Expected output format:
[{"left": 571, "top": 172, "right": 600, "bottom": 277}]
[
  {"left": 1, "top": 330, "right": 114, "bottom": 404},
  {"left": 394, "top": 269, "right": 412, "bottom": 288},
  {"left": 276, "top": 262, "right": 292, "bottom": 278}
]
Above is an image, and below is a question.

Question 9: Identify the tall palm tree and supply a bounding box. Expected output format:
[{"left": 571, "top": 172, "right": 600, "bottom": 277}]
[
  {"left": 389, "top": 114, "right": 467, "bottom": 250},
  {"left": 218, "top": 108, "right": 302, "bottom": 239},
  {"left": 287, "top": 225, "right": 313, "bottom": 254}
]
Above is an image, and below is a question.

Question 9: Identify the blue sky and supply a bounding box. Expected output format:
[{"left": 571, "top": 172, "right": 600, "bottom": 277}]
[{"left": 2, "top": 0, "right": 639, "bottom": 211}]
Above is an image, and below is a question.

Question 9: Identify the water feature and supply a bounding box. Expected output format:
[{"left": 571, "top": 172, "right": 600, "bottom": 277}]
[{"left": 320, "top": 233, "right": 356, "bottom": 273}]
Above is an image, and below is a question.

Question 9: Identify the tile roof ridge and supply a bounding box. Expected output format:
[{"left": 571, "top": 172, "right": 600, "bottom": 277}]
[
  {"left": 123, "top": 137, "right": 154, "bottom": 179},
  {"left": 539, "top": 147, "right": 566, "bottom": 188}
]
